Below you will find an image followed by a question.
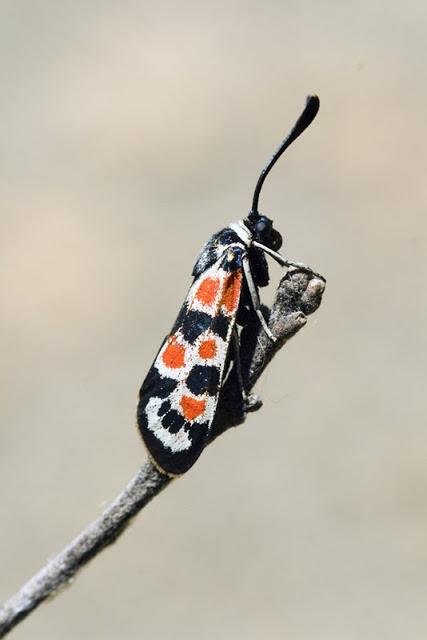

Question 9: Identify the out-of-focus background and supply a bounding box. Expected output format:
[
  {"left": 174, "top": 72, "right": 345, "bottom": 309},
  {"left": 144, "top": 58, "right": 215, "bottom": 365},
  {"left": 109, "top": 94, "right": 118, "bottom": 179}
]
[{"left": 1, "top": 1, "right": 426, "bottom": 638}]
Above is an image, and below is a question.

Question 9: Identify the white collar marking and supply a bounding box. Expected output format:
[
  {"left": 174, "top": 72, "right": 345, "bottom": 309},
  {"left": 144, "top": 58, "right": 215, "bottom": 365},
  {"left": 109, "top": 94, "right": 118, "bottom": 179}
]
[{"left": 228, "top": 220, "right": 252, "bottom": 247}]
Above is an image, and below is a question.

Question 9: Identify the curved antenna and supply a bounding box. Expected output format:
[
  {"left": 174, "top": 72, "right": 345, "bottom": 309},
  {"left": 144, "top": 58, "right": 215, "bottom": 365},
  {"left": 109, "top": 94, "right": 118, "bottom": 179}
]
[{"left": 249, "top": 95, "right": 320, "bottom": 219}]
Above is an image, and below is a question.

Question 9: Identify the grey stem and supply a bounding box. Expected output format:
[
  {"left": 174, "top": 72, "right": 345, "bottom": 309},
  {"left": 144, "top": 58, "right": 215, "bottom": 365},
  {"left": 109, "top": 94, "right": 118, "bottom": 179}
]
[{"left": 0, "top": 268, "right": 325, "bottom": 638}]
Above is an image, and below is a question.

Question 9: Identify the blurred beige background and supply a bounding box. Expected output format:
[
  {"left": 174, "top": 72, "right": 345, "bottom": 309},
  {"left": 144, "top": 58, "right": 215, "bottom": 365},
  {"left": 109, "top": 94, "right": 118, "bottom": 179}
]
[{"left": 1, "top": 1, "right": 426, "bottom": 638}]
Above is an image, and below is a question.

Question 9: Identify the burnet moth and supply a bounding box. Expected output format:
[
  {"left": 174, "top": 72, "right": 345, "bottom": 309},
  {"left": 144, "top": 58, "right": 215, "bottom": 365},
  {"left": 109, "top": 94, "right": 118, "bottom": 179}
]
[{"left": 137, "top": 95, "right": 321, "bottom": 476}]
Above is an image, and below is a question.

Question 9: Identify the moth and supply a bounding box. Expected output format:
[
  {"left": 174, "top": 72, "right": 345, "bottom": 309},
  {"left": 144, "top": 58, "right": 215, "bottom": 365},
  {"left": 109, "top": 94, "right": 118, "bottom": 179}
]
[{"left": 137, "top": 95, "right": 320, "bottom": 476}]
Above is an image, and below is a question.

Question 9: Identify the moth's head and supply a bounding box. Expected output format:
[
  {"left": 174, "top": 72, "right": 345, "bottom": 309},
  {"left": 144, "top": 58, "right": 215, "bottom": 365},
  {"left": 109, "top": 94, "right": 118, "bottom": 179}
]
[{"left": 245, "top": 213, "right": 283, "bottom": 251}]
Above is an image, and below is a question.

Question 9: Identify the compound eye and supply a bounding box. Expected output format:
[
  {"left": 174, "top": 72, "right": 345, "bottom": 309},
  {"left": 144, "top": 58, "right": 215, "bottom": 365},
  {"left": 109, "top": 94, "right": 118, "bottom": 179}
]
[
  {"left": 270, "top": 229, "right": 283, "bottom": 251},
  {"left": 255, "top": 217, "right": 272, "bottom": 238}
]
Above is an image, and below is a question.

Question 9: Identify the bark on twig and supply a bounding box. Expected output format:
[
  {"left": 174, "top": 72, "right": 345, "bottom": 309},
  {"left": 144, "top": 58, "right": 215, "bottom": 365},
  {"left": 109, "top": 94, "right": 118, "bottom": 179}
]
[{"left": 0, "top": 268, "right": 325, "bottom": 638}]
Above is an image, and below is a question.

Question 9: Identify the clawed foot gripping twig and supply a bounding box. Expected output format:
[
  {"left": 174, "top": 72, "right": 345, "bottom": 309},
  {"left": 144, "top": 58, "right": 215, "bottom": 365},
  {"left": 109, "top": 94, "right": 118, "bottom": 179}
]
[{"left": 0, "top": 268, "right": 325, "bottom": 638}]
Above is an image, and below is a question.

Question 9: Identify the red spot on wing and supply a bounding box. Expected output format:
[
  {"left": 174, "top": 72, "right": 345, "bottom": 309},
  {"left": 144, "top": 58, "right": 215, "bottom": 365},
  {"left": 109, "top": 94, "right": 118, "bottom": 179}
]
[
  {"left": 180, "top": 395, "right": 206, "bottom": 421},
  {"left": 162, "top": 336, "right": 186, "bottom": 369},
  {"left": 195, "top": 276, "right": 220, "bottom": 306},
  {"left": 221, "top": 271, "right": 242, "bottom": 313},
  {"left": 198, "top": 339, "right": 217, "bottom": 359}
]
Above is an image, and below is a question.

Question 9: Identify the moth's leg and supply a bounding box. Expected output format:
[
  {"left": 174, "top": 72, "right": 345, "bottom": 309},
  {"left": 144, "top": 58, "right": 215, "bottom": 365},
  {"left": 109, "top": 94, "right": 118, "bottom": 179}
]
[
  {"left": 252, "top": 241, "right": 325, "bottom": 281},
  {"left": 242, "top": 255, "right": 276, "bottom": 342},
  {"left": 231, "top": 327, "right": 247, "bottom": 403},
  {"left": 282, "top": 260, "right": 325, "bottom": 281},
  {"left": 231, "top": 326, "right": 262, "bottom": 413}
]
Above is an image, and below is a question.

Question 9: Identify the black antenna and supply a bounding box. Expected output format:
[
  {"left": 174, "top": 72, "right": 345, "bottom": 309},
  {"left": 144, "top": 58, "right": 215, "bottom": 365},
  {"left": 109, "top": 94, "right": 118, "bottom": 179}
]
[{"left": 249, "top": 95, "right": 320, "bottom": 220}]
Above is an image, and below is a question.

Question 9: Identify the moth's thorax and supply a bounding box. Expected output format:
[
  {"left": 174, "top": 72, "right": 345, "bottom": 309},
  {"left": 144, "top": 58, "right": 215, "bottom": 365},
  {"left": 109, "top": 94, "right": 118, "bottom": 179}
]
[{"left": 192, "top": 225, "right": 248, "bottom": 278}]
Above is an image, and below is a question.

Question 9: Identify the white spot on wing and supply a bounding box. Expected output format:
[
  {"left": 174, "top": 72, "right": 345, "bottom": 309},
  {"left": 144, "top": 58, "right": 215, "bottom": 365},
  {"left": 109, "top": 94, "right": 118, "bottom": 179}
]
[{"left": 145, "top": 397, "right": 192, "bottom": 452}]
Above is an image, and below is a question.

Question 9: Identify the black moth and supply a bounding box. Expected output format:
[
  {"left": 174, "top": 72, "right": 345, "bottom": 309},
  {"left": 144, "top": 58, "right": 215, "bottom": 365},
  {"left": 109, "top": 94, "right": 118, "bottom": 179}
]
[{"left": 137, "top": 96, "right": 321, "bottom": 476}]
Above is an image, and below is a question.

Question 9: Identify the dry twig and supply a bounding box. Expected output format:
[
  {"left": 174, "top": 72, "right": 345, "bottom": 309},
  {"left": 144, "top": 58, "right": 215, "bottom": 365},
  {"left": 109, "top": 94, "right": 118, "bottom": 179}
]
[{"left": 0, "top": 268, "right": 325, "bottom": 638}]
